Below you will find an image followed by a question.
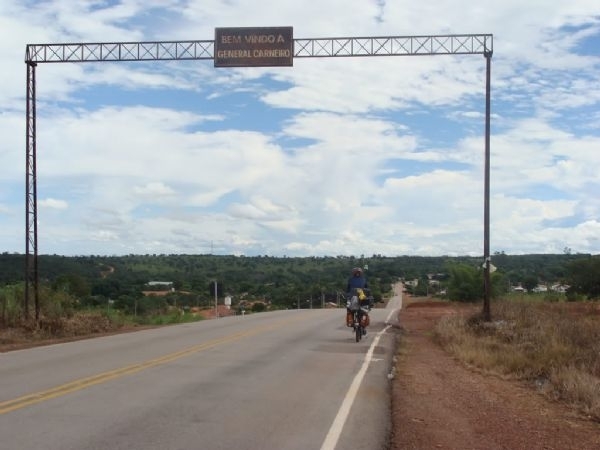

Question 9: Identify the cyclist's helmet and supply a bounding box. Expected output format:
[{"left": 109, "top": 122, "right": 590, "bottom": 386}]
[{"left": 352, "top": 267, "right": 363, "bottom": 276}]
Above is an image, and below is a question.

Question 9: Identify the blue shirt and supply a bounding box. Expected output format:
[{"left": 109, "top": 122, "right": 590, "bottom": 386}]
[{"left": 347, "top": 275, "right": 368, "bottom": 292}]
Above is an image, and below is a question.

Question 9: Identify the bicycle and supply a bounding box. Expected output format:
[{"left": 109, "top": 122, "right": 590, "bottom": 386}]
[{"left": 344, "top": 288, "right": 372, "bottom": 342}]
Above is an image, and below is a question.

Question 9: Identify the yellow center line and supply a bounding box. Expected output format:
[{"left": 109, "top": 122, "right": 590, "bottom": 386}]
[{"left": 0, "top": 313, "right": 309, "bottom": 415}]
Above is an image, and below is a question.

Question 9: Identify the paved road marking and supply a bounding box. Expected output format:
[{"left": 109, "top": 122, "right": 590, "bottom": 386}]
[
  {"left": 385, "top": 283, "right": 403, "bottom": 324},
  {"left": 0, "top": 315, "right": 307, "bottom": 415},
  {"left": 320, "top": 324, "right": 392, "bottom": 450},
  {"left": 385, "top": 308, "right": 399, "bottom": 324}
]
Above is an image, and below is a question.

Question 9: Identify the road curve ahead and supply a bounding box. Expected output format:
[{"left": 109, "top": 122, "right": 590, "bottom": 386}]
[{"left": 0, "top": 297, "right": 401, "bottom": 450}]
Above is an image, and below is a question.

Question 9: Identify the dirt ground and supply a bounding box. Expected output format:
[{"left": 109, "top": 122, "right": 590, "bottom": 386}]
[{"left": 390, "top": 297, "right": 600, "bottom": 450}]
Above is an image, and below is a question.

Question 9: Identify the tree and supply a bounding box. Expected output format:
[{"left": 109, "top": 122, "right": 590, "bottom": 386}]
[
  {"left": 446, "top": 264, "right": 482, "bottom": 302},
  {"left": 251, "top": 302, "right": 266, "bottom": 312},
  {"left": 52, "top": 274, "right": 91, "bottom": 298},
  {"left": 566, "top": 257, "right": 600, "bottom": 299},
  {"left": 412, "top": 276, "right": 431, "bottom": 296},
  {"left": 522, "top": 275, "right": 538, "bottom": 293}
]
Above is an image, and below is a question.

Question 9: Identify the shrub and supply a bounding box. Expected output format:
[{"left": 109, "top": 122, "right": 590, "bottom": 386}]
[
  {"left": 0, "top": 284, "right": 24, "bottom": 327},
  {"left": 446, "top": 264, "right": 482, "bottom": 302}
]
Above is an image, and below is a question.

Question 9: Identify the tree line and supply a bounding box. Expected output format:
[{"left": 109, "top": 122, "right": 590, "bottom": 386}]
[{"left": 1, "top": 252, "right": 598, "bottom": 324}]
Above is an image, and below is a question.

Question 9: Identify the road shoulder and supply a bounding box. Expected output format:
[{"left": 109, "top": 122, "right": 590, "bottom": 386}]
[{"left": 390, "top": 298, "right": 600, "bottom": 450}]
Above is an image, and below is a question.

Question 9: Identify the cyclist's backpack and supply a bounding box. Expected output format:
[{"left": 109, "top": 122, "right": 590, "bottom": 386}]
[{"left": 356, "top": 288, "right": 367, "bottom": 301}]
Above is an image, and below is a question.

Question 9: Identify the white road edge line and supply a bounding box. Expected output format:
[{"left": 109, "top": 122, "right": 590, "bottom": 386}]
[
  {"left": 320, "top": 324, "right": 392, "bottom": 450},
  {"left": 385, "top": 308, "right": 398, "bottom": 325}
]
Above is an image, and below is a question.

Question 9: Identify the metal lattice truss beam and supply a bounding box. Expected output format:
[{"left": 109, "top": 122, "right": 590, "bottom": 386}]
[
  {"left": 25, "top": 40, "right": 214, "bottom": 63},
  {"left": 25, "top": 34, "right": 493, "bottom": 63},
  {"left": 23, "top": 32, "right": 494, "bottom": 321},
  {"left": 294, "top": 34, "right": 492, "bottom": 57}
]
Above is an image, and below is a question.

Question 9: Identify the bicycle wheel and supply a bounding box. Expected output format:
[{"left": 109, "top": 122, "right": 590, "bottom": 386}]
[{"left": 355, "top": 324, "right": 361, "bottom": 342}]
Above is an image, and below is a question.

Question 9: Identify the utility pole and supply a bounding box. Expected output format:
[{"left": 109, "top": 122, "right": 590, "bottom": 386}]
[
  {"left": 214, "top": 280, "right": 218, "bottom": 319},
  {"left": 482, "top": 49, "right": 493, "bottom": 322}
]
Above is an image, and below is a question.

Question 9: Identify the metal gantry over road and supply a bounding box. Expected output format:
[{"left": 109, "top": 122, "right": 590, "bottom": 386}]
[{"left": 24, "top": 31, "right": 494, "bottom": 320}]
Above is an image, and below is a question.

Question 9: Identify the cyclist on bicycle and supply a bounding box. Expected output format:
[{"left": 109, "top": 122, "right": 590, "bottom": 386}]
[{"left": 345, "top": 267, "right": 371, "bottom": 334}]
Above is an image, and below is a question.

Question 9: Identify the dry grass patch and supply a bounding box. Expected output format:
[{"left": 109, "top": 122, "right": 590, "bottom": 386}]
[
  {"left": 0, "top": 311, "right": 126, "bottom": 351},
  {"left": 435, "top": 299, "right": 600, "bottom": 420}
]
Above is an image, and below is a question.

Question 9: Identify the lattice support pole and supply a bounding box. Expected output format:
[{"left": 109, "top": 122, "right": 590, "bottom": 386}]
[{"left": 25, "top": 61, "right": 39, "bottom": 322}]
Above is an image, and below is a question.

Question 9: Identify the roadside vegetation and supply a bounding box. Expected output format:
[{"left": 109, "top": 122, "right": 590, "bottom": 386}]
[
  {"left": 434, "top": 256, "right": 600, "bottom": 420},
  {"left": 1, "top": 252, "right": 598, "bottom": 357},
  {"left": 0, "top": 283, "right": 204, "bottom": 347},
  {"left": 0, "top": 253, "right": 396, "bottom": 346}
]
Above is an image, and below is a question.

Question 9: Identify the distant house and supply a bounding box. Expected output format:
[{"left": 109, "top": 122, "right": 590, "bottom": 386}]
[
  {"left": 532, "top": 284, "right": 548, "bottom": 293},
  {"left": 147, "top": 281, "right": 173, "bottom": 288},
  {"left": 144, "top": 281, "right": 174, "bottom": 293},
  {"left": 404, "top": 279, "right": 419, "bottom": 288},
  {"left": 511, "top": 285, "right": 526, "bottom": 293},
  {"left": 551, "top": 284, "right": 570, "bottom": 293}
]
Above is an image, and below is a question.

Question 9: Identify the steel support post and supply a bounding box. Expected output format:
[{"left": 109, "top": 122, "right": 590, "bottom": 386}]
[
  {"left": 483, "top": 51, "right": 492, "bottom": 321},
  {"left": 25, "top": 61, "right": 39, "bottom": 322}
]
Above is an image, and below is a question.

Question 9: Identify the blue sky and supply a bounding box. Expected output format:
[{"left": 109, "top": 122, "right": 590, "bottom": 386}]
[{"left": 0, "top": 0, "right": 599, "bottom": 257}]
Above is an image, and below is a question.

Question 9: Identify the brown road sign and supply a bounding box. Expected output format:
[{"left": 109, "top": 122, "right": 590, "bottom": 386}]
[{"left": 214, "top": 26, "right": 293, "bottom": 67}]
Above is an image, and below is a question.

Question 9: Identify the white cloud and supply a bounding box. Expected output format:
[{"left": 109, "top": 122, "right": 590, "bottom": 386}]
[
  {"left": 40, "top": 198, "right": 69, "bottom": 210},
  {"left": 133, "top": 182, "right": 176, "bottom": 198}
]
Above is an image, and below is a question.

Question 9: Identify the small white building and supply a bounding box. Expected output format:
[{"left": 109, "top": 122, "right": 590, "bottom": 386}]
[
  {"left": 146, "top": 281, "right": 174, "bottom": 292},
  {"left": 404, "top": 279, "right": 419, "bottom": 288},
  {"left": 551, "top": 284, "right": 570, "bottom": 293}
]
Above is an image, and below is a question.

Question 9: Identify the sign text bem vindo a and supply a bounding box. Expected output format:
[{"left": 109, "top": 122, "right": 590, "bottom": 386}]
[{"left": 214, "top": 26, "right": 293, "bottom": 67}]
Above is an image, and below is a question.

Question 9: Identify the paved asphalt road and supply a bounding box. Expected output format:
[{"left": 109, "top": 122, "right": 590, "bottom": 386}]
[{"left": 0, "top": 291, "right": 402, "bottom": 450}]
